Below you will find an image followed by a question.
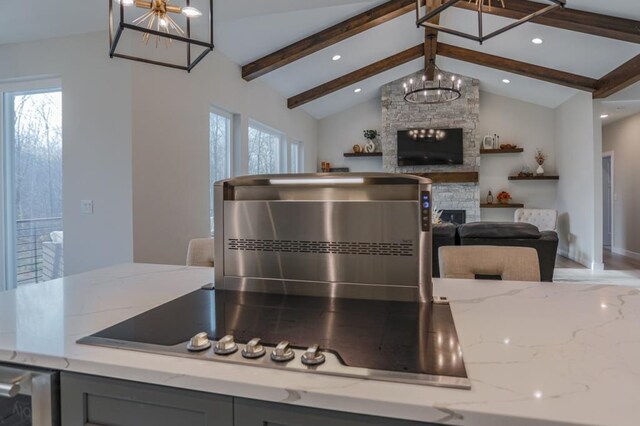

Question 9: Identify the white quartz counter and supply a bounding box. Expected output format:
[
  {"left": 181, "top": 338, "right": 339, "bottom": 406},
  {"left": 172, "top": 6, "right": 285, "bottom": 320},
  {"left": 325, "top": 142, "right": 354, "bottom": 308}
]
[{"left": 0, "top": 263, "right": 639, "bottom": 425}]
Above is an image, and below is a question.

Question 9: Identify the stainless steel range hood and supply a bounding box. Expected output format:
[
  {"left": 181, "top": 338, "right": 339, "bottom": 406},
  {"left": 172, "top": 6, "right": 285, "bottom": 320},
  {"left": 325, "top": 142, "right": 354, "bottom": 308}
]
[{"left": 214, "top": 173, "right": 433, "bottom": 303}]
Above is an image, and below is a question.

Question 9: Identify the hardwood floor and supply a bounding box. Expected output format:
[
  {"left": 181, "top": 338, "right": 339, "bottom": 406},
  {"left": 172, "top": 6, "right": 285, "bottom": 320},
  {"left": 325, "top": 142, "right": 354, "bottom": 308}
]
[
  {"left": 554, "top": 248, "right": 640, "bottom": 287},
  {"left": 555, "top": 255, "right": 587, "bottom": 269},
  {"left": 603, "top": 248, "right": 640, "bottom": 270},
  {"left": 555, "top": 249, "right": 640, "bottom": 271}
]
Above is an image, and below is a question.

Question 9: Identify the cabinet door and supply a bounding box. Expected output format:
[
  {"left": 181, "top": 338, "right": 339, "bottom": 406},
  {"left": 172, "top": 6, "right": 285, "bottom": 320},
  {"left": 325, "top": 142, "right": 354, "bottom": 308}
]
[
  {"left": 234, "top": 398, "right": 434, "bottom": 426},
  {"left": 61, "top": 373, "right": 232, "bottom": 426}
]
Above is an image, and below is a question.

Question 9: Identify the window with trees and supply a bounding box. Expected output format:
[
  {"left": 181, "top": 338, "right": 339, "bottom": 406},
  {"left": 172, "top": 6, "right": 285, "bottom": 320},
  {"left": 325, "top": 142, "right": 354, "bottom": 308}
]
[
  {"left": 2, "top": 86, "right": 63, "bottom": 290},
  {"left": 209, "top": 107, "right": 232, "bottom": 234},
  {"left": 248, "top": 120, "right": 284, "bottom": 175},
  {"left": 289, "top": 140, "right": 304, "bottom": 173}
]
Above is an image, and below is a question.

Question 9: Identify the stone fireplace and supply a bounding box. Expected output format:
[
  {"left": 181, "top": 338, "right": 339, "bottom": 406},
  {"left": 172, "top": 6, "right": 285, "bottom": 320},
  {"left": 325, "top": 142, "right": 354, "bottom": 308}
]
[
  {"left": 440, "top": 209, "right": 467, "bottom": 225},
  {"left": 381, "top": 70, "right": 481, "bottom": 222}
]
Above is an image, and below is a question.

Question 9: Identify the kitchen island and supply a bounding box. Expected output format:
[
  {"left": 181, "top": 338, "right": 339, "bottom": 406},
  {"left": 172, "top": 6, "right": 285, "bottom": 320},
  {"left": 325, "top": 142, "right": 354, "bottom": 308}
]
[{"left": 0, "top": 263, "right": 638, "bottom": 425}]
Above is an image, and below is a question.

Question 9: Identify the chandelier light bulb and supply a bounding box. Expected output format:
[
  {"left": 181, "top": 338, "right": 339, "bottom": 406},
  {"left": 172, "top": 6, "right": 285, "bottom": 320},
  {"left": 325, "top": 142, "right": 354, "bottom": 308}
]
[
  {"left": 181, "top": 6, "right": 203, "bottom": 18},
  {"left": 402, "top": 60, "right": 462, "bottom": 104},
  {"left": 159, "top": 17, "right": 168, "bottom": 27},
  {"left": 118, "top": 0, "right": 135, "bottom": 5}
]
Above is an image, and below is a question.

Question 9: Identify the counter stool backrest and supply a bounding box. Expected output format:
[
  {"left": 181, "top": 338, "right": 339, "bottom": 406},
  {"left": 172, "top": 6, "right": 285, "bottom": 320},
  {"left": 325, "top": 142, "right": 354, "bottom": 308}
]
[
  {"left": 186, "top": 238, "right": 215, "bottom": 267},
  {"left": 439, "top": 245, "right": 540, "bottom": 282}
]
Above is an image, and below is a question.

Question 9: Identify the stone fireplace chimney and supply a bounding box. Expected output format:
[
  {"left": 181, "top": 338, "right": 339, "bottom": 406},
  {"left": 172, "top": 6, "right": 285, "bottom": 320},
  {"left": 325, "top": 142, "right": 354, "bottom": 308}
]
[{"left": 380, "top": 70, "right": 480, "bottom": 222}]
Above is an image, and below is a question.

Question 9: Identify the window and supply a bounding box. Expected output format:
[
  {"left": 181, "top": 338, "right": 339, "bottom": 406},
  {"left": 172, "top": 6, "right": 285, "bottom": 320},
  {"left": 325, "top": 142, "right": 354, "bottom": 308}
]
[
  {"left": 248, "top": 120, "right": 284, "bottom": 175},
  {"left": 1, "top": 85, "right": 63, "bottom": 290},
  {"left": 289, "top": 140, "right": 304, "bottom": 173},
  {"left": 209, "top": 107, "right": 232, "bottom": 234}
]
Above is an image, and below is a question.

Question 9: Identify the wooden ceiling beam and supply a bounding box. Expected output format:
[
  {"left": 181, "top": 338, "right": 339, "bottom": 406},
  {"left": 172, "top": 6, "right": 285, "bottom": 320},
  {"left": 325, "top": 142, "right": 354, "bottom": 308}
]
[
  {"left": 241, "top": 0, "right": 415, "bottom": 81},
  {"left": 424, "top": 0, "right": 440, "bottom": 80},
  {"left": 453, "top": 0, "right": 640, "bottom": 45},
  {"left": 287, "top": 44, "right": 424, "bottom": 109},
  {"left": 593, "top": 54, "right": 640, "bottom": 99},
  {"left": 437, "top": 42, "right": 598, "bottom": 92},
  {"left": 287, "top": 42, "right": 599, "bottom": 109}
]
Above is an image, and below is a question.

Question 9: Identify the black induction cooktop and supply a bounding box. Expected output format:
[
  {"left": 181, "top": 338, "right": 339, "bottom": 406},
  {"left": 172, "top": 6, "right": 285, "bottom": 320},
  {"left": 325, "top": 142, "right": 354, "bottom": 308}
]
[{"left": 82, "top": 286, "right": 468, "bottom": 383}]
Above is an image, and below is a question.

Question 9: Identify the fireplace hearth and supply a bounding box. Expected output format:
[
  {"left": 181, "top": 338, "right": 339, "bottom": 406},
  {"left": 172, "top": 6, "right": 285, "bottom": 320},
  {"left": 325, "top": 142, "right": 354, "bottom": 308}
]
[{"left": 441, "top": 210, "right": 466, "bottom": 225}]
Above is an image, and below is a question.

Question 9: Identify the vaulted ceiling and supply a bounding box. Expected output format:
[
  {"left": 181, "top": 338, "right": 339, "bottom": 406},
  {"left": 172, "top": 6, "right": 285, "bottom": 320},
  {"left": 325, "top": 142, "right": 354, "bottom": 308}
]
[{"left": 1, "top": 0, "right": 639, "bottom": 120}]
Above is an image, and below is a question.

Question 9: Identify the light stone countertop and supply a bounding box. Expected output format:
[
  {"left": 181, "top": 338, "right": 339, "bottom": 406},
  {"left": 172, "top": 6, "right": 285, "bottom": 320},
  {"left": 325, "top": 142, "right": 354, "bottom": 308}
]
[{"left": 0, "top": 263, "right": 639, "bottom": 425}]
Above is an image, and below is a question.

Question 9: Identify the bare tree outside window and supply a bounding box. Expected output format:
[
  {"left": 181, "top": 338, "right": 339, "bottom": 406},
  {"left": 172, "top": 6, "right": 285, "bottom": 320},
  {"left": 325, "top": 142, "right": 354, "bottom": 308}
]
[
  {"left": 209, "top": 109, "right": 232, "bottom": 234},
  {"left": 248, "top": 122, "right": 282, "bottom": 175},
  {"left": 5, "top": 90, "right": 63, "bottom": 286}
]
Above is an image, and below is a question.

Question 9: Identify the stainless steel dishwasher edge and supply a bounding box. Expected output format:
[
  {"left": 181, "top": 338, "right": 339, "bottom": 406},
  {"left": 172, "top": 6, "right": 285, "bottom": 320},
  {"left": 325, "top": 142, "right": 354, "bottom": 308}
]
[{"left": 0, "top": 364, "right": 60, "bottom": 426}]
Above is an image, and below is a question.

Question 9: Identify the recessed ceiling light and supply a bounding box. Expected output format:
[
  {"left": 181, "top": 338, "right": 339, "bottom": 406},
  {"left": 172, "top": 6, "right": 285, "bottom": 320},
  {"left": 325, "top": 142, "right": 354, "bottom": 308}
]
[
  {"left": 532, "top": 38, "right": 543, "bottom": 45},
  {"left": 600, "top": 114, "right": 609, "bottom": 119},
  {"left": 502, "top": 79, "right": 511, "bottom": 84},
  {"left": 332, "top": 55, "right": 341, "bottom": 61},
  {"left": 354, "top": 88, "right": 362, "bottom": 93}
]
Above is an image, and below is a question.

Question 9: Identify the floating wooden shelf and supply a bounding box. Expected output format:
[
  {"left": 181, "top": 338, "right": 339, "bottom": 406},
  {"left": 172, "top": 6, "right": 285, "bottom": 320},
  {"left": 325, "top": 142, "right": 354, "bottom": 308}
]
[
  {"left": 343, "top": 152, "right": 383, "bottom": 158},
  {"left": 409, "top": 171, "right": 479, "bottom": 184},
  {"left": 509, "top": 175, "right": 559, "bottom": 181},
  {"left": 480, "top": 148, "right": 524, "bottom": 154},
  {"left": 481, "top": 203, "right": 525, "bottom": 209}
]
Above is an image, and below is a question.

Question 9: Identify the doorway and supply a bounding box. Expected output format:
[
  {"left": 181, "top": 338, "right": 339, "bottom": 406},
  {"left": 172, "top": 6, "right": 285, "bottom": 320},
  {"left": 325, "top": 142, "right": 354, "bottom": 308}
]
[
  {"left": 602, "top": 152, "right": 614, "bottom": 249},
  {"left": 1, "top": 83, "right": 63, "bottom": 291}
]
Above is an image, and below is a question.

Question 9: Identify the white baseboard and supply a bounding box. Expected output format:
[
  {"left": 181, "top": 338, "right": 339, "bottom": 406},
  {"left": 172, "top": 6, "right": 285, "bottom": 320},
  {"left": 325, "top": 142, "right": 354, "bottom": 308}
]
[
  {"left": 611, "top": 247, "right": 640, "bottom": 261},
  {"left": 557, "top": 249, "right": 594, "bottom": 269}
]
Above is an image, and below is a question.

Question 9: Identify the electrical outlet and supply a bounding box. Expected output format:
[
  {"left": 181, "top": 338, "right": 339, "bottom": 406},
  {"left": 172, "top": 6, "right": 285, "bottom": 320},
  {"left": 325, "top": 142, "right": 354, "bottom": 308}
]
[{"left": 81, "top": 200, "right": 94, "bottom": 215}]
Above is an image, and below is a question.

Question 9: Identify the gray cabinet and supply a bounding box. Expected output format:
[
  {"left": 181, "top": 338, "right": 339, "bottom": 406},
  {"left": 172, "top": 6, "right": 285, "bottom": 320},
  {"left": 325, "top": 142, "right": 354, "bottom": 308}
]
[
  {"left": 61, "top": 373, "right": 233, "bottom": 426},
  {"left": 234, "top": 397, "right": 432, "bottom": 426},
  {"left": 61, "top": 373, "right": 434, "bottom": 426}
]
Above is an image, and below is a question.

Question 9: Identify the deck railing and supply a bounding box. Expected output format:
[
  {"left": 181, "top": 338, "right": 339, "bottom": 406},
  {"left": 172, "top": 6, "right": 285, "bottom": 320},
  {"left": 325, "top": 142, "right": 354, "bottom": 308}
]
[{"left": 16, "top": 217, "right": 62, "bottom": 285}]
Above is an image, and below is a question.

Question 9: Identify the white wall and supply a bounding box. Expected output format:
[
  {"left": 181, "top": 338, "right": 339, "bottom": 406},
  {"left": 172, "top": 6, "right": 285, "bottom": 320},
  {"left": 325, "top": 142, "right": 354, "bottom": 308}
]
[
  {"left": 0, "top": 31, "right": 319, "bottom": 272},
  {"left": 603, "top": 112, "right": 640, "bottom": 257},
  {"left": 317, "top": 97, "right": 382, "bottom": 172},
  {"left": 132, "top": 49, "right": 318, "bottom": 265},
  {"left": 0, "top": 32, "right": 133, "bottom": 276},
  {"left": 479, "top": 92, "right": 557, "bottom": 222},
  {"left": 554, "top": 92, "right": 603, "bottom": 269}
]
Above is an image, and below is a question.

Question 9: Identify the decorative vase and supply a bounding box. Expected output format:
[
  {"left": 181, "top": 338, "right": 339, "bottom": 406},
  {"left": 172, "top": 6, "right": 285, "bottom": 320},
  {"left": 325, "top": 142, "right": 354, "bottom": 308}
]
[
  {"left": 536, "top": 164, "right": 545, "bottom": 176},
  {"left": 486, "top": 191, "right": 494, "bottom": 204},
  {"left": 364, "top": 140, "right": 376, "bottom": 153},
  {"left": 500, "top": 199, "right": 509, "bottom": 205},
  {"left": 352, "top": 144, "right": 362, "bottom": 154}
]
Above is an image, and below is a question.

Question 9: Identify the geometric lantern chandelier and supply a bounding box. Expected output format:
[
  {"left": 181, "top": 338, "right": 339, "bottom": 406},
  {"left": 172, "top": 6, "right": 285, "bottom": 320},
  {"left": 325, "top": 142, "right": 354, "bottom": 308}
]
[
  {"left": 416, "top": 0, "right": 566, "bottom": 44},
  {"left": 109, "top": 0, "right": 214, "bottom": 72}
]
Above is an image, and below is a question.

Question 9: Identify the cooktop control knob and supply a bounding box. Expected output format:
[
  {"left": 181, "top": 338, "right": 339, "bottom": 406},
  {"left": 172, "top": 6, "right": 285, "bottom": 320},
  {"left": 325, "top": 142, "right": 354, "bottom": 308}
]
[
  {"left": 301, "top": 344, "right": 325, "bottom": 366},
  {"left": 214, "top": 335, "right": 238, "bottom": 355},
  {"left": 271, "top": 341, "right": 295, "bottom": 362},
  {"left": 242, "top": 338, "right": 266, "bottom": 359},
  {"left": 187, "top": 332, "right": 211, "bottom": 352}
]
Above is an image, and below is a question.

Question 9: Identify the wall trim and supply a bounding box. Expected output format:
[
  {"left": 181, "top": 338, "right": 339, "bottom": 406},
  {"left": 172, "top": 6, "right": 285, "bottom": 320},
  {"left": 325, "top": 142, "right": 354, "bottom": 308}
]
[
  {"left": 557, "top": 249, "right": 595, "bottom": 270},
  {"left": 602, "top": 151, "right": 615, "bottom": 248},
  {"left": 611, "top": 246, "right": 640, "bottom": 261}
]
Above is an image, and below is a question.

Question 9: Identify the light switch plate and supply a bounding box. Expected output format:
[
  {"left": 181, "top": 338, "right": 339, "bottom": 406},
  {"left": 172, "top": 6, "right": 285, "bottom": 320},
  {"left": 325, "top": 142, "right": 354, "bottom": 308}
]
[{"left": 81, "top": 200, "right": 94, "bottom": 215}]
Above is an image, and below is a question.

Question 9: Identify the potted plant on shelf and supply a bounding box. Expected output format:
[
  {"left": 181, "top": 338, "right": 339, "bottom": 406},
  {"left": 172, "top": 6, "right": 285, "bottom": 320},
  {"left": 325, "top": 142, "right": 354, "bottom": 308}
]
[
  {"left": 363, "top": 130, "right": 379, "bottom": 153},
  {"left": 535, "top": 149, "right": 547, "bottom": 176},
  {"left": 496, "top": 191, "right": 512, "bottom": 205}
]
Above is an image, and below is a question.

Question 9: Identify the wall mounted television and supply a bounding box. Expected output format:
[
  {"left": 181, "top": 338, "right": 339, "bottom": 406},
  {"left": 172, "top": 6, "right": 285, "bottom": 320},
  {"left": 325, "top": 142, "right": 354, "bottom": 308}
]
[{"left": 397, "top": 128, "right": 464, "bottom": 166}]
